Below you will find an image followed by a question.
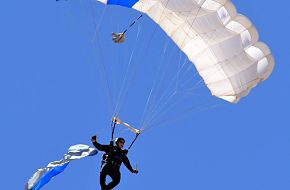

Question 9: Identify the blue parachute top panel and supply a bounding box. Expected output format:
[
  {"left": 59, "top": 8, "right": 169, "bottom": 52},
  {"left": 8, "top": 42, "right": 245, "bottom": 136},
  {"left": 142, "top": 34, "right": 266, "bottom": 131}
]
[{"left": 107, "top": 0, "right": 139, "bottom": 8}]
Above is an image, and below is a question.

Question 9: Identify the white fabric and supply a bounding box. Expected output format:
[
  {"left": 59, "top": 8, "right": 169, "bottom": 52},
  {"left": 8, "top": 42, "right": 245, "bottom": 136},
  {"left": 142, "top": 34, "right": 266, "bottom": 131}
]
[
  {"left": 25, "top": 144, "right": 97, "bottom": 190},
  {"left": 98, "top": 0, "right": 108, "bottom": 4},
  {"left": 131, "top": 0, "right": 274, "bottom": 103},
  {"left": 113, "top": 117, "right": 142, "bottom": 134}
]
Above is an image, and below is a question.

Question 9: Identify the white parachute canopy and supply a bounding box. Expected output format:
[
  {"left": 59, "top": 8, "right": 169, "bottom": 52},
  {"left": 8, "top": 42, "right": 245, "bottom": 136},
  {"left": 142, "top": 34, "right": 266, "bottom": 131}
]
[{"left": 97, "top": 0, "right": 274, "bottom": 103}]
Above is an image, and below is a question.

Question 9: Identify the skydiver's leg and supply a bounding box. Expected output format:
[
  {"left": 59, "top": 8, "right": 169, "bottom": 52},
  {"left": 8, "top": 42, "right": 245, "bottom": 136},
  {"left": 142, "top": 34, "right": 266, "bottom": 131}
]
[
  {"left": 99, "top": 166, "right": 109, "bottom": 190},
  {"left": 106, "top": 170, "right": 121, "bottom": 189}
]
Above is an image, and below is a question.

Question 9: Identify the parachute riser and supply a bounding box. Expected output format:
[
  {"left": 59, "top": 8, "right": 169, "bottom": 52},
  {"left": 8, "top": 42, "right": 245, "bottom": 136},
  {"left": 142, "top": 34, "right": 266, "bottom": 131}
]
[
  {"left": 128, "top": 133, "right": 140, "bottom": 150},
  {"left": 110, "top": 117, "right": 118, "bottom": 142},
  {"left": 111, "top": 116, "right": 141, "bottom": 150}
]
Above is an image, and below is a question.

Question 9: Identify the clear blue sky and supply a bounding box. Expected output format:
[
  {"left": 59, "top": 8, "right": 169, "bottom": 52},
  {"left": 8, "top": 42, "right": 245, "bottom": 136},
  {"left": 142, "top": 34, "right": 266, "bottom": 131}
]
[{"left": 1, "top": 1, "right": 290, "bottom": 190}]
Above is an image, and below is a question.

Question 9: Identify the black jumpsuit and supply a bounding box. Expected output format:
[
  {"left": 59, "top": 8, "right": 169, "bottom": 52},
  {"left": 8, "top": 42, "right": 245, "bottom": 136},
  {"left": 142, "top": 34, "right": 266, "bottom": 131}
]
[{"left": 92, "top": 141, "right": 134, "bottom": 190}]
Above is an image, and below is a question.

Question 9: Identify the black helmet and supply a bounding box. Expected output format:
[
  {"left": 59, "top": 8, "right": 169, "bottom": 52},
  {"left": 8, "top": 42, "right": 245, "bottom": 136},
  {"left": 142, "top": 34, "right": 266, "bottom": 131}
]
[{"left": 115, "top": 137, "right": 125, "bottom": 145}]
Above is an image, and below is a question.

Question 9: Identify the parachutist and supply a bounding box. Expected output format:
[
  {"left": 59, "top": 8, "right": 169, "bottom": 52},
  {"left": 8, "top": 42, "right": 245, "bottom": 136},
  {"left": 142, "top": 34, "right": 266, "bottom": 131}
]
[{"left": 91, "top": 136, "right": 138, "bottom": 190}]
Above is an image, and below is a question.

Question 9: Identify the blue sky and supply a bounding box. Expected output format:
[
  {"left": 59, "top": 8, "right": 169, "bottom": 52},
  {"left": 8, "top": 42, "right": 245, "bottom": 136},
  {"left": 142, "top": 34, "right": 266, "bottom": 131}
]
[{"left": 1, "top": 1, "right": 290, "bottom": 190}]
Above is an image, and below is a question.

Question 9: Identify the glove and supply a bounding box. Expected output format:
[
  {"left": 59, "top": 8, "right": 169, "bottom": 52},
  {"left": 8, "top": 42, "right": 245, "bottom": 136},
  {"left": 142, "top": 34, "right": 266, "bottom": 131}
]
[
  {"left": 91, "top": 135, "right": 97, "bottom": 142},
  {"left": 132, "top": 169, "right": 138, "bottom": 174}
]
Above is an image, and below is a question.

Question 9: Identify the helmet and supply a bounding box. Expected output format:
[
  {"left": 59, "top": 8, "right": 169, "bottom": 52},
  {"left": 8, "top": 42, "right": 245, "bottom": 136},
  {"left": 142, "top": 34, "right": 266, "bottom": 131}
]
[{"left": 115, "top": 137, "right": 125, "bottom": 145}]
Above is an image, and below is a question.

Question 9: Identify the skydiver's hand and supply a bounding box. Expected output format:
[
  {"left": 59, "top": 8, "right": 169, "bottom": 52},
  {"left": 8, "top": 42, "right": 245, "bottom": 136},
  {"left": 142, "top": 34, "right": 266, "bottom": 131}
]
[
  {"left": 91, "top": 135, "right": 97, "bottom": 143},
  {"left": 132, "top": 169, "right": 138, "bottom": 174}
]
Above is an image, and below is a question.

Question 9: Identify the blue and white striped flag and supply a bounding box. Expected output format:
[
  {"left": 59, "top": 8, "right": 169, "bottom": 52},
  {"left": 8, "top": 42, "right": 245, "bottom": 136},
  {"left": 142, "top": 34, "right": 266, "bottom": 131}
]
[{"left": 25, "top": 144, "right": 97, "bottom": 190}]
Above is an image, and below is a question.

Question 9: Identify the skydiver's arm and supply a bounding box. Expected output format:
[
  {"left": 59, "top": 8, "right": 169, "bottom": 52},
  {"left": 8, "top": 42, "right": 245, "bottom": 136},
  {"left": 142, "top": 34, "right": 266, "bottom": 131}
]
[
  {"left": 91, "top": 136, "right": 109, "bottom": 152},
  {"left": 92, "top": 141, "right": 109, "bottom": 152},
  {"left": 122, "top": 155, "right": 134, "bottom": 172}
]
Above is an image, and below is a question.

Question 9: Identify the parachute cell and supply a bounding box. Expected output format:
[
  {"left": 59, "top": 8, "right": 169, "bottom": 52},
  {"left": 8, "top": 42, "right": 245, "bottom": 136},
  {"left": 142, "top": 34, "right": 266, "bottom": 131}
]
[{"left": 97, "top": 0, "right": 274, "bottom": 103}]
